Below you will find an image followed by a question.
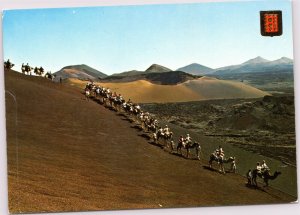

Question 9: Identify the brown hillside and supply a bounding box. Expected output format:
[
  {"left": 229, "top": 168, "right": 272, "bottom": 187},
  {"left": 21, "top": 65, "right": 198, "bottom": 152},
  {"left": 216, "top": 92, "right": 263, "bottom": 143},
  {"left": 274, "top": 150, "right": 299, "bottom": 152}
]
[{"left": 5, "top": 70, "right": 295, "bottom": 213}]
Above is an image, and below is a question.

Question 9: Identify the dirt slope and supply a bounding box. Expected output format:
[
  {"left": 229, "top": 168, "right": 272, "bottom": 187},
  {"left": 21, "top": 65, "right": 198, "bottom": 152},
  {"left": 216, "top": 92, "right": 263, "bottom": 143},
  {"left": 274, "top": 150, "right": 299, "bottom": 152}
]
[
  {"left": 5, "top": 70, "right": 295, "bottom": 213},
  {"left": 183, "top": 77, "right": 269, "bottom": 99}
]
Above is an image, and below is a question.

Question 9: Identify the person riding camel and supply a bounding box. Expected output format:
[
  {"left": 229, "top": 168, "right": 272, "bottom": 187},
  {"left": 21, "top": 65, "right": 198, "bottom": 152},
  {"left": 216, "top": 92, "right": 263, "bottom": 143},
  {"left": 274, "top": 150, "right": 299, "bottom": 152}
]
[
  {"left": 153, "top": 119, "right": 159, "bottom": 127},
  {"left": 185, "top": 134, "right": 192, "bottom": 146},
  {"left": 34, "top": 67, "right": 39, "bottom": 74},
  {"left": 5, "top": 59, "right": 13, "bottom": 69},
  {"left": 215, "top": 145, "right": 224, "bottom": 160},
  {"left": 179, "top": 135, "right": 185, "bottom": 146},
  {"left": 256, "top": 162, "right": 262, "bottom": 175},
  {"left": 164, "top": 125, "right": 170, "bottom": 135},
  {"left": 117, "top": 94, "right": 123, "bottom": 101},
  {"left": 158, "top": 127, "right": 164, "bottom": 135},
  {"left": 39, "top": 66, "right": 44, "bottom": 75},
  {"left": 261, "top": 160, "right": 269, "bottom": 172}
]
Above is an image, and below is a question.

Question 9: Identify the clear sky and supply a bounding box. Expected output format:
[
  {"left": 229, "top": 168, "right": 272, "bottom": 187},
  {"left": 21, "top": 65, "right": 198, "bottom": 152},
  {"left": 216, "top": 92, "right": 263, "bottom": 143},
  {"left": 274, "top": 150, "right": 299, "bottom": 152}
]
[{"left": 2, "top": 0, "right": 294, "bottom": 75}]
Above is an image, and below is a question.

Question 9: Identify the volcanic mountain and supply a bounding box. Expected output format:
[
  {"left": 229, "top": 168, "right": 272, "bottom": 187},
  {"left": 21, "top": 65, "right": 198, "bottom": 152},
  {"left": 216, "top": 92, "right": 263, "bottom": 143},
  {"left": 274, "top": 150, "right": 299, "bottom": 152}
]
[
  {"left": 145, "top": 63, "right": 172, "bottom": 73},
  {"left": 54, "top": 64, "right": 107, "bottom": 81},
  {"left": 214, "top": 56, "right": 293, "bottom": 75},
  {"left": 104, "top": 64, "right": 197, "bottom": 84},
  {"left": 110, "top": 64, "right": 172, "bottom": 77},
  {"left": 177, "top": 63, "right": 214, "bottom": 75}
]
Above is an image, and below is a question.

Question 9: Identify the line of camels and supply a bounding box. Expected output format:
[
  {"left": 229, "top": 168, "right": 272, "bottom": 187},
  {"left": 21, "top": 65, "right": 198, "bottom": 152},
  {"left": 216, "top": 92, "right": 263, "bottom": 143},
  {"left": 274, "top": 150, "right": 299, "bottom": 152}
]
[
  {"left": 83, "top": 82, "right": 281, "bottom": 188},
  {"left": 4, "top": 59, "right": 56, "bottom": 80}
]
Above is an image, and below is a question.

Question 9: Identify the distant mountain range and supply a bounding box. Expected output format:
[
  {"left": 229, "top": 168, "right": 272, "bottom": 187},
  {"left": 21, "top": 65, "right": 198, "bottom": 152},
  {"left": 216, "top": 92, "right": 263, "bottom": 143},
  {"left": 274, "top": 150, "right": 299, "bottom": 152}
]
[
  {"left": 55, "top": 56, "right": 293, "bottom": 83},
  {"left": 213, "top": 57, "right": 293, "bottom": 75}
]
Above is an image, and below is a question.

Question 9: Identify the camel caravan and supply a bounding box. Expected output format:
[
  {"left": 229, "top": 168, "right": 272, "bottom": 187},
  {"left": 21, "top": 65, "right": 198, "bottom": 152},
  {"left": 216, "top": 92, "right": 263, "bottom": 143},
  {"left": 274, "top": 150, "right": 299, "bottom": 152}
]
[
  {"left": 84, "top": 81, "right": 282, "bottom": 188},
  {"left": 84, "top": 82, "right": 202, "bottom": 158},
  {"left": 4, "top": 59, "right": 56, "bottom": 81},
  {"left": 84, "top": 82, "right": 234, "bottom": 171}
]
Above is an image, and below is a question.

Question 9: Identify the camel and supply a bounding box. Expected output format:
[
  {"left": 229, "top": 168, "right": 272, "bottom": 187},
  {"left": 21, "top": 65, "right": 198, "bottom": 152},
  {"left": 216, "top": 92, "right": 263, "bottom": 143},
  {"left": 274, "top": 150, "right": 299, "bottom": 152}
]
[
  {"left": 22, "top": 63, "right": 33, "bottom": 75},
  {"left": 45, "top": 72, "right": 56, "bottom": 81},
  {"left": 4, "top": 60, "right": 14, "bottom": 70},
  {"left": 209, "top": 154, "right": 235, "bottom": 173},
  {"left": 162, "top": 132, "right": 173, "bottom": 145},
  {"left": 114, "top": 98, "right": 125, "bottom": 112},
  {"left": 177, "top": 141, "right": 201, "bottom": 160},
  {"left": 251, "top": 169, "right": 281, "bottom": 187}
]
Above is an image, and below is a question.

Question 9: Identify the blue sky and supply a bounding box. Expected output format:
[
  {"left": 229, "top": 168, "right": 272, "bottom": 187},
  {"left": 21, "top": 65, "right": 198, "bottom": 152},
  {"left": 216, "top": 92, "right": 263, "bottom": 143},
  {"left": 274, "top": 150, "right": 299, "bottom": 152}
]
[{"left": 3, "top": 0, "right": 294, "bottom": 75}]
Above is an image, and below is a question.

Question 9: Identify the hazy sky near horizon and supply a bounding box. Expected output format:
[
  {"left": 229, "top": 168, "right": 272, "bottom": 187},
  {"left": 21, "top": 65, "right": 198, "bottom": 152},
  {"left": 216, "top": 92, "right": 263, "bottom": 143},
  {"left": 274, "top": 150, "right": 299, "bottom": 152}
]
[{"left": 3, "top": 0, "right": 294, "bottom": 75}]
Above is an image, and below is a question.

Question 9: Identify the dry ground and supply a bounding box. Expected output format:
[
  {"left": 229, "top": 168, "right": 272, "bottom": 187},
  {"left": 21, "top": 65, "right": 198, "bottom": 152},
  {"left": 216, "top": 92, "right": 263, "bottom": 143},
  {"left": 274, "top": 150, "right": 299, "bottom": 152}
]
[{"left": 5, "top": 70, "right": 296, "bottom": 213}]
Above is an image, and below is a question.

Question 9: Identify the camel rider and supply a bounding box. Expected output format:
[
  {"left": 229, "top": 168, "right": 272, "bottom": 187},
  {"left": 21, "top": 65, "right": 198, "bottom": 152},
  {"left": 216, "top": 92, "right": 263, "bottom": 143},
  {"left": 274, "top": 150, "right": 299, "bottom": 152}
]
[
  {"left": 118, "top": 94, "right": 123, "bottom": 101},
  {"left": 34, "top": 67, "right": 39, "bottom": 74},
  {"left": 25, "top": 63, "right": 30, "bottom": 71},
  {"left": 261, "top": 160, "right": 269, "bottom": 172},
  {"left": 5, "top": 59, "right": 12, "bottom": 69},
  {"left": 185, "top": 134, "right": 192, "bottom": 146},
  {"left": 153, "top": 119, "right": 159, "bottom": 127},
  {"left": 179, "top": 135, "right": 185, "bottom": 146},
  {"left": 127, "top": 98, "right": 132, "bottom": 104},
  {"left": 256, "top": 162, "right": 262, "bottom": 174},
  {"left": 39, "top": 66, "right": 44, "bottom": 74},
  {"left": 135, "top": 104, "right": 141, "bottom": 111},
  {"left": 96, "top": 87, "right": 100, "bottom": 95},
  {"left": 158, "top": 127, "right": 164, "bottom": 136},
  {"left": 214, "top": 146, "right": 224, "bottom": 159},
  {"left": 164, "top": 125, "right": 170, "bottom": 135}
]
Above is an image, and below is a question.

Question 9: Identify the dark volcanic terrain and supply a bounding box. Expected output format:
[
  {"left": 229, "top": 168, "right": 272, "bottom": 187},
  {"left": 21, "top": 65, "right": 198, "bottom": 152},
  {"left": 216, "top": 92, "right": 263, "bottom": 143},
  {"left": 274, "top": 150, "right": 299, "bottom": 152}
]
[{"left": 141, "top": 96, "right": 296, "bottom": 166}]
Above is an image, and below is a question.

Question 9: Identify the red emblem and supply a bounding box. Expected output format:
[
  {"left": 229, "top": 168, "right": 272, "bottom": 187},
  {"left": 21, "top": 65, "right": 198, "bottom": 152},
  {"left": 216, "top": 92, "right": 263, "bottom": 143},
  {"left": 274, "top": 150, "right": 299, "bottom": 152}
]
[{"left": 260, "top": 11, "right": 282, "bottom": 36}]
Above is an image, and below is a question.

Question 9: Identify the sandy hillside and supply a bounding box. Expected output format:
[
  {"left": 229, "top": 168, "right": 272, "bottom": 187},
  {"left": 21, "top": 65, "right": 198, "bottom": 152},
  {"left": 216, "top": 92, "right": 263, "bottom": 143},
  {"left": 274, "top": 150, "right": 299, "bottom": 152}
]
[
  {"left": 69, "top": 77, "right": 269, "bottom": 103},
  {"left": 183, "top": 77, "right": 269, "bottom": 99}
]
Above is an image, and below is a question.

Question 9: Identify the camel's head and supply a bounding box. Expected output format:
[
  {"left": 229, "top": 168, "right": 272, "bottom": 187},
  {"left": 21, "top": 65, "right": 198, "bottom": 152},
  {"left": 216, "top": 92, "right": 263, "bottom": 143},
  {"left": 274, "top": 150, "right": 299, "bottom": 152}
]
[{"left": 275, "top": 171, "right": 282, "bottom": 176}]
